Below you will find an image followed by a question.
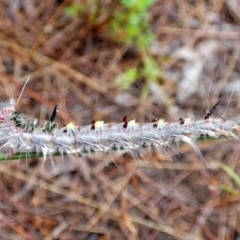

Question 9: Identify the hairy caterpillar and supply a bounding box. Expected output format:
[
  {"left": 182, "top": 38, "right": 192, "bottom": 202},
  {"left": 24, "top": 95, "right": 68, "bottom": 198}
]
[{"left": 0, "top": 97, "right": 239, "bottom": 165}]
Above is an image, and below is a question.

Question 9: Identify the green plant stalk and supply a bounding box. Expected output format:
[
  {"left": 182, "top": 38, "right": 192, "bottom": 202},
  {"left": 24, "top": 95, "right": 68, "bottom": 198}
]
[{"left": 0, "top": 137, "right": 230, "bottom": 162}]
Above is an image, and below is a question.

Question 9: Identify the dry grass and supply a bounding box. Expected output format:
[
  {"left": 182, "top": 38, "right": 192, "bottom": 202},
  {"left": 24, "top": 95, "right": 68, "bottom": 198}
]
[{"left": 0, "top": 0, "right": 240, "bottom": 239}]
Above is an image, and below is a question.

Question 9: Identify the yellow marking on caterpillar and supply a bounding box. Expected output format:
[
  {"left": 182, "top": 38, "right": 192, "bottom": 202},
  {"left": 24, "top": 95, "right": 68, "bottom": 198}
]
[
  {"left": 95, "top": 121, "right": 104, "bottom": 127},
  {"left": 128, "top": 120, "right": 136, "bottom": 126},
  {"left": 66, "top": 122, "right": 75, "bottom": 129},
  {"left": 184, "top": 118, "right": 192, "bottom": 123},
  {"left": 157, "top": 119, "right": 165, "bottom": 124}
]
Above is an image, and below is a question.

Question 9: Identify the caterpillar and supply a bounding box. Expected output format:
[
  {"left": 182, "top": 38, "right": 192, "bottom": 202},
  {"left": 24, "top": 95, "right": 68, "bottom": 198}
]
[{"left": 0, "top": 97, "right": 239, "bottom": 165}]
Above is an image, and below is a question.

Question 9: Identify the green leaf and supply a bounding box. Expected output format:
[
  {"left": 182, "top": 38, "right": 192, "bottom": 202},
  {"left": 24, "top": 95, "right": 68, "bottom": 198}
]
[
  {"left": 115, "top": 68, "right": 138, "bottom": 90},
  {"left": 121, "top": 0, "right": 138, "bottom": 8},
  {"left": 65, "top": 5, "right": 82, "bottom": 16},
  {"left": 138, "top": 0, "right": 156, "bottom": 11},
  {"left": 141, "top": 56, "right": 162, "bottom": 83}
]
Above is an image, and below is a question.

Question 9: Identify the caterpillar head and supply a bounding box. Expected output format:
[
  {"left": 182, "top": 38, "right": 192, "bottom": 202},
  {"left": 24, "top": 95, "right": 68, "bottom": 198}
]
[{"left": 0, "top": 98, "right": 16, "bottom": 122}]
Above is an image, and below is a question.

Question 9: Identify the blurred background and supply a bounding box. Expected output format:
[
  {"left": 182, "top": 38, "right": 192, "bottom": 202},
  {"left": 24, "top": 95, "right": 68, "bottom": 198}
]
[{"left": 0, "top": 0, "right": 240, "bottom": 239}]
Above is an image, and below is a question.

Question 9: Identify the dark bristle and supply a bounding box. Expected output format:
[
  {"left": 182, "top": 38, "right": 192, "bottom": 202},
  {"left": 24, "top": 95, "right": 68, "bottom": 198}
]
[
  {"left": 91, "top": 120, "right": 95, "bottom": 130},
  {"left": 179, "top": 118, "right": 184, "bottom": 124},
  {"left": 153, "top": 123, "right": 157, "bottom": 128},
  {"left": 204, "top": 100, "right": 221, "bottom": 120},
  {"left": 122, "top": 116, "right": 128, "bottom": 128},
  {"left": 50, "top": 105, "right": 58, "bottom": 122},
  {"left": 123, "top": 121, "right": 128, "bottom": 128}
]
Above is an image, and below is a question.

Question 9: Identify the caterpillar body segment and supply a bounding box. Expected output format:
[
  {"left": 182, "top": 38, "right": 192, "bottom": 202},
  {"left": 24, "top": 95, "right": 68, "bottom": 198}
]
[
  {"left": 190, "top": 118, "right": 239, "bottom": 140},
  {"left": 0, "top": 99, "right": 15, "bottom": 122}
]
